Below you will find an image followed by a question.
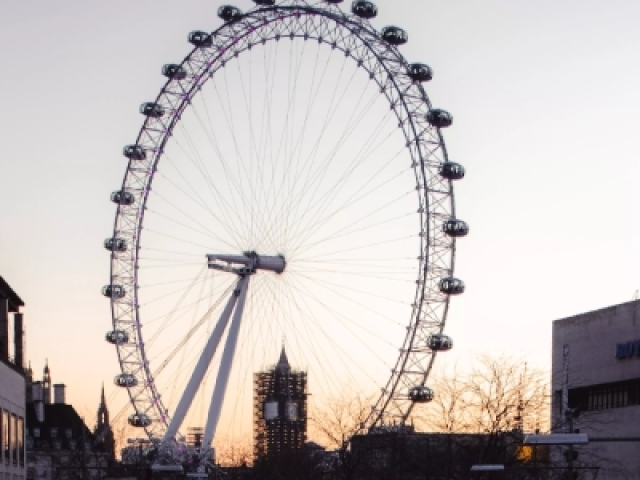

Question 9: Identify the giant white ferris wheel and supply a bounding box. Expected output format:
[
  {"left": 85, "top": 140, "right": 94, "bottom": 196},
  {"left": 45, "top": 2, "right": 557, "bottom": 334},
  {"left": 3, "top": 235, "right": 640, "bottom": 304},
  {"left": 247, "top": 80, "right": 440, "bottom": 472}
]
[{"left": 104, "top": 0, "right": 468, "bottom": 459}]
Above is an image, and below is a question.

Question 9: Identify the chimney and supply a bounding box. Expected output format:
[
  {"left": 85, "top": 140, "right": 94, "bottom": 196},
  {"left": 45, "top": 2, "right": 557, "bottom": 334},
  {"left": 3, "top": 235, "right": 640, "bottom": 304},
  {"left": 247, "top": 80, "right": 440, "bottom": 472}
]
[
  {"left": 32, "top": 381, "right": 43, "bottom": 402},
  {"left": 33, "top": 380, "right": 45, "bottom": 423},
  {"left": 13, "top": 313, "right": 23, "bottom": 370},
  {"left": 35, "top": 401, "right": 45, "bottom": 423},
  {"left": 53, "top": 384, "right": 66, "bottom": 404},
  {"left": 0, "top": 298, "right": 8, "bottom": 362}
]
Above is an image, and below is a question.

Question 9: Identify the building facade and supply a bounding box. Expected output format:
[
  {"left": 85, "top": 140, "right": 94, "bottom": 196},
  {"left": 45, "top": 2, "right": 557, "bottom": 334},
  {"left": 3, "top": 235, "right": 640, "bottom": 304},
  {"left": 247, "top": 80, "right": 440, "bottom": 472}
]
[
  {"left": 0, "top": 277, "right": 27, "bottom": 480},
  {"left": 552, "top": 299, "right": 640, "bottom": 479},
  {"left": 25, "top": 369, "right": 114, "bottom": 480},
  {"left": 253, "top": 348, "right": 307, "bottom": 460}
]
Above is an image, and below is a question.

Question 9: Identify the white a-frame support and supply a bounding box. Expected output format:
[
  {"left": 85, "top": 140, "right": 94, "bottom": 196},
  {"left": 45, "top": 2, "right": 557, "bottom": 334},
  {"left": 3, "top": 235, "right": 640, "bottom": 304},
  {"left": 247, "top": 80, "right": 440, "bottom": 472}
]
[{"left": 160, "top": 252, "right": 285, "bottom": 458}]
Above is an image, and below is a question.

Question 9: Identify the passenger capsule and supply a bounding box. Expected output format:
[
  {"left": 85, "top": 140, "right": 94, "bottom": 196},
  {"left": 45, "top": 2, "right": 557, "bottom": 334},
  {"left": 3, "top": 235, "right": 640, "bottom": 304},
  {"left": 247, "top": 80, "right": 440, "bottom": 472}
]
[
  {"left": 439, "top": 277, "right": 465, "bottom": 295},
  {"left": 381, "top": 26, "right": 408, "bottom": 46},
  {"left": 162, "top": 64, "right": 187, "bottom": 80},
  {"left": 426, "top": 109, "right": 453, "bottom": 128},
  {"left": 104, "top": 237, "right": 127, "bottom": 252},
  {"left": 128, "top": 413, "right": 152, "bottom": 428},
  {"left": 352, "top": 1, "right": 377, "bottom": 18},
  {"left": 218, "top": 5, "right": 242, "bottom": 23},
  {"left": 114, "top": 373, "right": 138, "bottom": 388},
  {"left": 123, "top": 145, "right": 146, "bottom": 161},
  {"left": 140, "top": 102, "right": 165, "bottom": 118},
  {"left": 439, "top": 162, "right": 465, "bottom": 180},
  {"left": 442, "top": 219, "right": 469, "bottom": 238},
  {"left": 188, "top": 31, "right": 212, "bottom": 48},
  {"left": 111, "top": 190, "right": 135, "bottom": 206},
  {"left": 408, "top": 63, "right": 433, "bottom": 82},
  {"left": 409, "top": 386, "right": 434, "bottom": 403},
  {"left": 428, "top": 333, "right": 453, "bottom": 351},
  {"left": 105, "top": 330, "right": 129, "bottom": 345},
  {"left": 102, "top": 285, "right": 126, "bottom": 299},
  {"left": 253, "top": 0, "right": 276, "bottom": 5}
]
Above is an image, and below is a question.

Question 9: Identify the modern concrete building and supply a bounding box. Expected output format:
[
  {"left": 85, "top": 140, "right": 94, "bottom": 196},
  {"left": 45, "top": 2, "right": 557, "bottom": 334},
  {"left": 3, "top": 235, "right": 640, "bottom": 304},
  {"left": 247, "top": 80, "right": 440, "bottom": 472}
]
[
  {"left": 552, "top": 299, "right": 640, "bottom": 479},
  {"left": 0, "top": 277, "right": 27, "bottom": 480}
]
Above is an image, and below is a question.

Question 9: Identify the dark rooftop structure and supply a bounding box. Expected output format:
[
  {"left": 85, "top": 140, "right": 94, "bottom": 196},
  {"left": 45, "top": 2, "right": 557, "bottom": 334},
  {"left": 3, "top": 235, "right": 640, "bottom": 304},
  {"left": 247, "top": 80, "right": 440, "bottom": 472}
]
[{"left": 0, "top": 276, "right": 25, "bottom": 313}]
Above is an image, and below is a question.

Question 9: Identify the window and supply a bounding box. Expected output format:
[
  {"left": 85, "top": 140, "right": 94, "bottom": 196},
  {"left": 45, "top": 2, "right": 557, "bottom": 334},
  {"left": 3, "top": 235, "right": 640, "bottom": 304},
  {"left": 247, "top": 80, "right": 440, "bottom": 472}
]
[
  {"left": 2, "top": 410, "right": 8, "bottom": 465},
  {"left": 10, "top": 414, "right": 16, "bottom": 466},
  {"left": 17, "top": 417, "right": 23, "bottom": 467},
  {"left": 569, "top": 378, "right": 640, "bottom": 412}
]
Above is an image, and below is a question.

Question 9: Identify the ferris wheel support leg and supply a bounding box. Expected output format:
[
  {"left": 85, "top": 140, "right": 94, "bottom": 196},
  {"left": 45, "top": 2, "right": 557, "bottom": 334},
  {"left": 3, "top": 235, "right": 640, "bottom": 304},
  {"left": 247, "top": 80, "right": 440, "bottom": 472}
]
[
  {"left": 161, "top": 278, "right": 243, "bottom": 445},
  {"left": 200, "top": 274, "right": 250, "bottom": 459}
]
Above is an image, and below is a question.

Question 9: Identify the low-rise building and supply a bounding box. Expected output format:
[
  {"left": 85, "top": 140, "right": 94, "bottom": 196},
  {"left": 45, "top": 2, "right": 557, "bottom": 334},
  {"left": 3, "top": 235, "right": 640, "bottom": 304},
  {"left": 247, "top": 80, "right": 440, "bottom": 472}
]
[
  {"left": 1, "top": 276, "right": 27, "bottom": 480},
  {"left": 552, "top": 299, "right": 640, "bottom": 479}
]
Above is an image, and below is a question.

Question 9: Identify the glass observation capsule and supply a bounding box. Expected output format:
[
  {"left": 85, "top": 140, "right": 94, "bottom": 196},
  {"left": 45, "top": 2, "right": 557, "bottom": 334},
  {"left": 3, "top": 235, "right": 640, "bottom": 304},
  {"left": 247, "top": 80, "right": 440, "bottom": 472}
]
[
  {"left": 409, "top": 386, "right": 434, "bottom": 403},
  {"left": 188, "top": 31, "right": 212, "bottom": 48},
  {"left": 426, "top": 109, "right": 453, "bottom": 128},
  {"left": 442, "top": 219, "right": 469, "bottom": 238},
  {"left": 104, "top": 237, "right": 127, "bottom": 252},
  {"left": 428, "top": 333, "right": 453, "bottom": 351},
  {"left": 114, "top": 373, "right": 138, "bottom": 388},
  {"left": 105, "top": 330, "right": 129, "bottom": 345},
  {"left": 408, "top": 63, "right": 433, "bottom": 82},
  {"left": 102, "top": 285, "right": 126, "bottom": 299},
  {"left": 162, "top": 64, "right": 187, "bottom": 80},
  {"left": 352, "top": 1, "right": 377, "bottom": 19},
  {"left": 140, "top": 102, "right": 165, "bottom": 118},
  {"left": 439, "top": 277, "right": 465, "bottom": 295},
  {"left": 439, "top": 162, "right": 465, "bottom": 180},
  {"left": 128, "top": 413, "right": 152, "bottom": 428},
  {"left": 110, "top": 190, "right": 135, "bottom": 206},
  {"left": 381, "top": 26, "right": 408, "bottom": 46},
  {"left": 123, "top": 145, "right": 146, "bottom": 161},
  {"left": 218, "top": 5, "right": 242, "bottom": 22}
]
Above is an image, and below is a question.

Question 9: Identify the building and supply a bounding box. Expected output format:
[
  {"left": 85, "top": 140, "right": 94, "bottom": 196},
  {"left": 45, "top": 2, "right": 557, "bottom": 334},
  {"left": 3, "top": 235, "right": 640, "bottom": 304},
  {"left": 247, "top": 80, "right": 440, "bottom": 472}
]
[
  {"left": 351, "top": 426, "right": 546, "bottom": 480},
  {"left": 93, "top": 385, "right": 115, "bottom": 459},
  {"left": 253, "top": 348, "right": 307, "bottom": 460},
  {"left": 25, "top": 365, "right": 114, "bottom": 480},
  {"left": 552, "top": 299, "right": 640, "bottom": 479},
  {"left": 1, "top": 276, "right": 27, "bottom": 480}
]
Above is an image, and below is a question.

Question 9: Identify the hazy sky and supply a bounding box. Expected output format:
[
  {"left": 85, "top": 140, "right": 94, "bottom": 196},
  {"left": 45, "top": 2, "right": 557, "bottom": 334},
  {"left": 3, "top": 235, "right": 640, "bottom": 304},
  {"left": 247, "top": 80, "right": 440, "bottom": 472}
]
[{"left": 1, "top": 0, "right": 639, "bottom": 437}]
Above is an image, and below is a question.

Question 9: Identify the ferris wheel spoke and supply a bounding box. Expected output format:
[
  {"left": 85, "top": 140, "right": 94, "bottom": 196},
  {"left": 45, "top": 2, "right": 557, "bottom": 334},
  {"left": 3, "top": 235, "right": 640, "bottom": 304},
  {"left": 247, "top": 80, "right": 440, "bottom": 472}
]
[
  {"left": 288, "top": 123, "right": 406, "bottom": 250},
  {"left": 154, "top": 157, "right": 246, "bottom": 246},
  {"left": 291, "top": 271, "right": 408, "bottom": 328},
  {"left": 294, "top": 190, "right": 414, "bottom": 253},
  {"left": 274, "top": 276, "right": 360, "bottom": 398},
  {"left": 280, "top": 275, "right": 390, "bottom": 393},
  {"left": 283, "top": 64, "right": 379, "bottom": 233}
]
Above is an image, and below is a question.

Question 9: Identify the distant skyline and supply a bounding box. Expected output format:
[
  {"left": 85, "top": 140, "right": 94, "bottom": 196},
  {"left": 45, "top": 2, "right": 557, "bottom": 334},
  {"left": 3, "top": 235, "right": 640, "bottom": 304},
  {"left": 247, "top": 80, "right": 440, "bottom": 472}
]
[{"left": 2, "top": 0, "right": 640, "bottom": 437}]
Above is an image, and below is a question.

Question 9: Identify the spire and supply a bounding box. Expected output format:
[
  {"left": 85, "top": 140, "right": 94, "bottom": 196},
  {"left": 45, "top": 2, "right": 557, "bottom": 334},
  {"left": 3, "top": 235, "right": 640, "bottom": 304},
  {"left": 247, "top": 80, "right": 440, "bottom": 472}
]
[
  {"left": 276, "top": 346, "right": 290, "bottom": 373},
  {"left": 97, "top": 382, "right": 110, "bottom": 428}
]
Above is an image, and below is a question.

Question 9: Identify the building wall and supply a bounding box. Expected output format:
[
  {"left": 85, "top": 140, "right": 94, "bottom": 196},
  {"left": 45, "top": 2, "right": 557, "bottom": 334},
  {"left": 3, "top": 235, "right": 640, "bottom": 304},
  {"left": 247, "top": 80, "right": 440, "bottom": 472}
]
[
  {"left": 552, "top": 299, "right": 640, "bottom": 480},
  {"left": 0, "top": 361, "right": 26, "bottom": 480}
]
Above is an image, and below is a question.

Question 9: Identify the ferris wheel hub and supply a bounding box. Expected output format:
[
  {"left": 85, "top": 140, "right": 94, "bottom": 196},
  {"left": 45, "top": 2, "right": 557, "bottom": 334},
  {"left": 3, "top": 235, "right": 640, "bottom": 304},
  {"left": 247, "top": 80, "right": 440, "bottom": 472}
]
[{"left": 206, "top": 252, "right": 286, "bottom": 275}]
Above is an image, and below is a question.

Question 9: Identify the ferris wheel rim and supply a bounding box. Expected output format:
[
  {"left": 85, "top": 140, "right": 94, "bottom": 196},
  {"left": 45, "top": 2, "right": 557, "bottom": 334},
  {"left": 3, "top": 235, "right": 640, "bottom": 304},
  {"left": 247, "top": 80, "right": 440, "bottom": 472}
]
[{"left": 107, "top": 0, "right": 459, "bottom": 441}]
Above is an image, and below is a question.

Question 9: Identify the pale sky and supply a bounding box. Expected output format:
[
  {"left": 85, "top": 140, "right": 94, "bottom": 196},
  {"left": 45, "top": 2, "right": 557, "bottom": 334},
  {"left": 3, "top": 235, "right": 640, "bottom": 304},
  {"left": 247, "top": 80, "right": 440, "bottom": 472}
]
[{"left": 1, "top": 0, "right": 639, "bottom": 440}]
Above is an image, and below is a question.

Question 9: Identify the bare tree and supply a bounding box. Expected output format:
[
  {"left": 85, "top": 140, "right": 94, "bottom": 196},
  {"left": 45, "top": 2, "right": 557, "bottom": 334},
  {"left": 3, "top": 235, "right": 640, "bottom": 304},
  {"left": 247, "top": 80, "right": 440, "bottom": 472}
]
[
  {"left": 214, "top": 435, "right": 253, "bottom": 467},
  {"left": 309, "top": 390, "right": 374, "bottom": 450}
]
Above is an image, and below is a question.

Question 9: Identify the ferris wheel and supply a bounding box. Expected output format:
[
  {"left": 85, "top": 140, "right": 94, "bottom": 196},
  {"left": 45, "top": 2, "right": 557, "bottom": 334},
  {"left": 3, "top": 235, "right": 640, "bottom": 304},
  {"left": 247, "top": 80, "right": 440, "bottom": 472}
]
[{"left": 104, "top": 0, "right": 468, "bottom": 454}]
